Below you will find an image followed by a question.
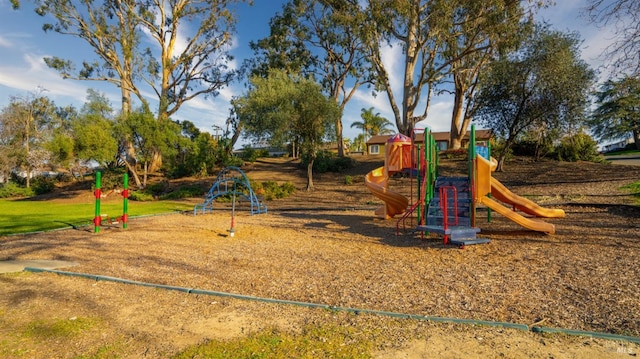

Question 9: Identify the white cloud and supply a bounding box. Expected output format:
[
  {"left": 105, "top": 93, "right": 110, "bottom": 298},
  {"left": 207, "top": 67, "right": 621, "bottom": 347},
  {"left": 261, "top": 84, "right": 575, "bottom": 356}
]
[
  {"left": 0, "top": 53, "right": 88, "bottom": 103},
  {"left": 0, "top": 35, "right": 12, "bottom": 48}
]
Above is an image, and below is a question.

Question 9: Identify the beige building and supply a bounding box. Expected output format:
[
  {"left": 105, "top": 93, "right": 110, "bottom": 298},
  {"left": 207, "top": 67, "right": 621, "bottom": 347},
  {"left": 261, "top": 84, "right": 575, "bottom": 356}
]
[{"left": 365, "top": 130, "right": 493, "bottom": 155}]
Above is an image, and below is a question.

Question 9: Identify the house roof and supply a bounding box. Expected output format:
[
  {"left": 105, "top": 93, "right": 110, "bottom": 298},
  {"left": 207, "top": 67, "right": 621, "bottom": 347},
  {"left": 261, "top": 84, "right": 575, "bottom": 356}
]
[{"left": 366, "top": 130, "right": 493, "bottom": 145}]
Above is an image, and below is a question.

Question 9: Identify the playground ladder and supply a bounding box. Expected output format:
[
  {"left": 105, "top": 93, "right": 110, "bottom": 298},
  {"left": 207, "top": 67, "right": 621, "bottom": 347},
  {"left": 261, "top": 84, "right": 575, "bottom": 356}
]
[{"left": 416, "top": 176, "right": 488, "bottom": 247}]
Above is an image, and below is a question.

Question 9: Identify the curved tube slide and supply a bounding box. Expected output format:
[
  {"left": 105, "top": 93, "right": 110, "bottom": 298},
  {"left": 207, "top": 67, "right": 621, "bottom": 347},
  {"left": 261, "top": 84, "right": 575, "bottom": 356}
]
[{"left": 365, "top": 167, "right": 409, "bottom": 219}]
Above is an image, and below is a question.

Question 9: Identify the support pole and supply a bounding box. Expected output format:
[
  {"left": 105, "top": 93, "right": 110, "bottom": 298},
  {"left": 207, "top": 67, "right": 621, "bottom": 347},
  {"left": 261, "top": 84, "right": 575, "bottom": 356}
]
[
  {"left": 230, "top": 183, "right": 236, "bottom": 237},
  {"left": 93, "top": 172, "right": 102, "bottom": 233},
  {"left": 470, "top": 125, "right": 477, "bottom": 227},
  {"left": 122, "top": 173, "right": 129, "bottom": 229}
]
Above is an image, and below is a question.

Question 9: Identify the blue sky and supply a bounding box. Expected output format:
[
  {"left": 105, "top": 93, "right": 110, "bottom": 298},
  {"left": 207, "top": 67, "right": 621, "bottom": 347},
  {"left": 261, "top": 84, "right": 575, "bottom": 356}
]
[{"left": 0, "top": 0, "right": 618, "bottom": 147}]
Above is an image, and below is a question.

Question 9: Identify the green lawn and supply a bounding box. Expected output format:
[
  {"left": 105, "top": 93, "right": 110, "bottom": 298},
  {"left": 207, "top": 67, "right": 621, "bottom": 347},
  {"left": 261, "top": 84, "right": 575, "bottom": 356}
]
[{"left": 0, "top": 198, "right": 194, "bottom": 236}]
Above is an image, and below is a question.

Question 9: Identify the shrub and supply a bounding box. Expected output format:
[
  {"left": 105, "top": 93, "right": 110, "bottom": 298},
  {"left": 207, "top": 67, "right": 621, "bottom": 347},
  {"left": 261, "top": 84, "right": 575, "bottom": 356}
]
[
  {"left": 240, "top": 146, "right": 271, "bottom": 163},
  {"left": 260, "top": 181, "right": 296, "bottom": 200},
  {"left": 128, "top": 190, "right": 155, "bottom": 201},
  {"left": 0, "top": 182, "right": 34, "bottom": 198},
  {"left": 440, "top": 148, "right": 467, "bottom": 160},
  {"left": 31, "top": 176, "right": 56, "bottom": 195},
  {"left": 160, "top": 185, "right": 204, "bottom": 200},
  {"left": 344, "top": 175, "right": 353, "bottom": 185},
  {"left": 555, "top": 132, "right": 602, "bottom": 162},
  {"left": 300, "top": 150, "right": 356, "bottom": 173},
  {"left": 146, "top": 181, "right": 169, "bottom": 196}
]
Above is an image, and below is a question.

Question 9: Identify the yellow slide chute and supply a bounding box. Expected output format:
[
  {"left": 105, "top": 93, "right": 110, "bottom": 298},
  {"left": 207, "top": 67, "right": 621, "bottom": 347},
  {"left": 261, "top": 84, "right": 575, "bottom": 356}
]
[
  {"left": 475, "top": 155, "right": 565, "bottom": 234},
  {"left": 364, "top": 133, "right": 413, "bottom": 219},
  {"left": 365, "top": 167, "right": 409, "bottom": 219}
]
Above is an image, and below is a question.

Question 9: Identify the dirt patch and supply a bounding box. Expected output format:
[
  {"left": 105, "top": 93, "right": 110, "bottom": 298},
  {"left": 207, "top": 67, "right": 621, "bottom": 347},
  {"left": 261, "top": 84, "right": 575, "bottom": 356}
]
[{"left": 1, "top": 156, "right": 640, "bottom": 358}]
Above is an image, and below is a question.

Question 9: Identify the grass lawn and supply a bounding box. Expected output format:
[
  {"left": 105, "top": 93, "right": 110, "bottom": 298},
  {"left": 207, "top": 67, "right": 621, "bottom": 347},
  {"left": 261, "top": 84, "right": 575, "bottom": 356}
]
[{"left": 0, "top": 199, "right": 194, "bottom": 236}]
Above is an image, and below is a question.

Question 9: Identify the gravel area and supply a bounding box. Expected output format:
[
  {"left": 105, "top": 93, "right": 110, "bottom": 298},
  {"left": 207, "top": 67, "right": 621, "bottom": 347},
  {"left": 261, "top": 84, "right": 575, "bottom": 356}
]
[{"left": 1, "top": 156, "right": 639, "bottom": 358}]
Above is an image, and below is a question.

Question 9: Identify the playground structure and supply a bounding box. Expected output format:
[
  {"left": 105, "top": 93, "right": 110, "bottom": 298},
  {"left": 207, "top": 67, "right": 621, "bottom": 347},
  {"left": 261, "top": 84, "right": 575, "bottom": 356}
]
[
  {"left": 365, "top": 125, "right": 565, "bottom": 246},
  {"left": 93, "top": 172, "right": 130, "bottom": 233},
  {"left": 194, "top": 166, "right": 267, "bottom": 216}
]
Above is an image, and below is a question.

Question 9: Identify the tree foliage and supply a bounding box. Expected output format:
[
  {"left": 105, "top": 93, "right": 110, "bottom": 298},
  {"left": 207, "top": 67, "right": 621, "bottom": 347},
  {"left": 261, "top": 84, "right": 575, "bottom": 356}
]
[
  {"left": 36, "top": 0, "right": 242, "bottom": 119},
  {"left": 588, "top": 76, "right": 640, "bottom": 150},
  {"left": 587, "top": 0, "right": 640, "bottom": 77},
  {"left": 248, "top": 0, "right": 372, "bottom": 156},
  {"left": 327, "top": 0, "right": 546, "bottom": 142},
  {"left": 0, "top": 92, "right": 59, "bottom": 187},
  {"left": 72, "top": 90, "right": 119, "bottom": 170},
  {"left": 350, "top": 107, "right": 394, "bottom": 142},
  {"left": 474, "top": 25, "right": 595, "bottom": 171},
  {"left": 233, "top": 70, "right": 340, "bottom": 191}
]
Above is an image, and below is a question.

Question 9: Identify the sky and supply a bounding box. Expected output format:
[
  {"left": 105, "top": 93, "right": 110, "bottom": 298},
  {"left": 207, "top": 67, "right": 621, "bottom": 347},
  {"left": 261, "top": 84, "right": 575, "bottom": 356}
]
[{"left": 0, "top": 0, "right": 620, "bottom": 148}]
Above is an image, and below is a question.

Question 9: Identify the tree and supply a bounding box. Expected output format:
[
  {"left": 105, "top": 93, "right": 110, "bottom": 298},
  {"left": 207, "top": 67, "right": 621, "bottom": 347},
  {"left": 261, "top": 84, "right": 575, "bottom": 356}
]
[
  {"left": 351, "top": 134, "right": 365, "bottom": 153},
  {"left": 350, "top": 107, "right": 394, "bottom": 144},
  {"left": 114, "top": 107, "right": 181, "bottom": 188},
  {"left": 248, "top": 0, "right": 372, "bottom": 157},
  {"left": 72, "top": 90, "right": 119, "bottom": 171},
  {"left": 36, "top": 0, "right": 144, "bottom": 115},
  {"left": 333, "top": 0, "right": 544, "bottom": 140},
  {"left": 441, "top": 0, "right": 531, "bottom": 149},
  {"left": 0, "top": 91, "right": 58, "bottom": 187},
  {"left": 233, "top": 70, "right": 340, "bottom": 191},
  {"left": 36, "top": 0, "right": 244, "bottom": 172},
  {"left": 587, "top": 0, "right": 640, "bottom": 77},
  {"left": 474, "top": 25, "right": 595, "bottom": 171},
  {"left": 588, "top": 76, "right": 640, "bottom": 150}
]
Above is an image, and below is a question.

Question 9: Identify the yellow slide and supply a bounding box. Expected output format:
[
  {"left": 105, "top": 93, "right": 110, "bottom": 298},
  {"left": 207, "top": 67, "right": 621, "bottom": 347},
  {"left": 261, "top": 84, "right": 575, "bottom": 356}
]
[
  {"left": 490, "top": 177, "right": 565, "bottom": 218},
  {"left": 475, "top": 155, "right": 561, "bottom": 234},
  {"left": 479, "top": 196, "right": 556, "bottom": 234},
  {"left": 365, "top": 167, "right": 409, "bottom": 219}
]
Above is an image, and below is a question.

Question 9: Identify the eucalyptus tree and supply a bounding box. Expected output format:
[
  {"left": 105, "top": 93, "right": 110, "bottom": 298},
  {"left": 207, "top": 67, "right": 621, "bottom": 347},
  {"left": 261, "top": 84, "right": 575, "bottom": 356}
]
[
  {"left": 233, "top": 70, "right": 340, "bottom": 191},
  {"left": 36, "top": 0, "right": 244, "bottom": 172},
  {"left": 474, "top": 26, "right": 595, "bottom": 171},
  {"left": 248, "top": 0, "right": 372, "bottom": 156},
  {"left": 440, "top": 0, "right": 532, "bottom": 149},
  {"left": 326, "top": 0, "right": 546, "bottom": 147},
  {"left": 36, "top": 0, "right": 143, "bottom": 115},
  {"left": 589, "top": 76, "right": 640, "bottom": 150}
]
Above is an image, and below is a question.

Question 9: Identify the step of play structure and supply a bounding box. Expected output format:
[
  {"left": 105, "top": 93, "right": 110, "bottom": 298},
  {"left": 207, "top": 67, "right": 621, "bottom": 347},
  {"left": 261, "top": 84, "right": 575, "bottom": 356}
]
[
  {"left": 418, "top": 176, "right": 489, "bottom": 246},
  {"left": 426, "top": 176, "right": 472, "bottom": 227}
]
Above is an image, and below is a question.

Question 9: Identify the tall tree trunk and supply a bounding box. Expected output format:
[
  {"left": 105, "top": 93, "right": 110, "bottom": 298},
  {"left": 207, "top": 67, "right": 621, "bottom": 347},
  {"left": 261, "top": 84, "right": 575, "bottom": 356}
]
[
  {"left": 306, "top": 159, "right": 314, "bottom": 191},
  {"left": 306, "top": 150, "right": 315, "bottom": 191},
  {"left": 450, "top": 87, "right": 465, "bottom": 150},
  {"left": 634, "top": 128, "right": 640, "bottom": 150},
  {"left": 336, "top": 120, "right": 344, "bottom": 157}
]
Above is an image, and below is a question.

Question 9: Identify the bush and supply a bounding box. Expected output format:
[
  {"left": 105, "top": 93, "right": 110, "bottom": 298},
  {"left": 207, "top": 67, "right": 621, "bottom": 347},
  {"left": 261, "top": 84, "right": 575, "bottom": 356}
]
[
  {"left": 344, "top": 175, "right": 353, "bottom": 185},
  {"left": 251, "top": 180, "right": 296, "bottom": 201},
  {"left": 440, "top": 148, "right": 467, "bottom": 159},
  {"left": 240, "top": 146, "right": 271, "bottom": 163},
  {"left": 300, "top": 150, "right": 356, "bottom": 173},
  {"left": 160, "top": 185, "right": 204, "bottom": 200},
  {"left": 128, "top": 190, "right": 155, "bottom": 201},
  {"left": 31, "top": 176, "right": 56, "bottom": 195},
  {"left": 0, "top": 182, "right": 34, "bottom": 198},
  {"left": 555, "top": 132, "right": 603, "bottom": 162}
]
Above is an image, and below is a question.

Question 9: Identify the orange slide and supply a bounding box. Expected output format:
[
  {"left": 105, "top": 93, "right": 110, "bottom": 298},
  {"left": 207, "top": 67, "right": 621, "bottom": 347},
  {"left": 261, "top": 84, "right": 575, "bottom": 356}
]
[
  {"left": 365, "top": 167, "right": 409, "bottom": 219},
  {"left": 490, "top": 177, "right": 565, "bottom": 218},
  {"left": 475, "top": 155, "right": 563, "bottom": 234}
]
